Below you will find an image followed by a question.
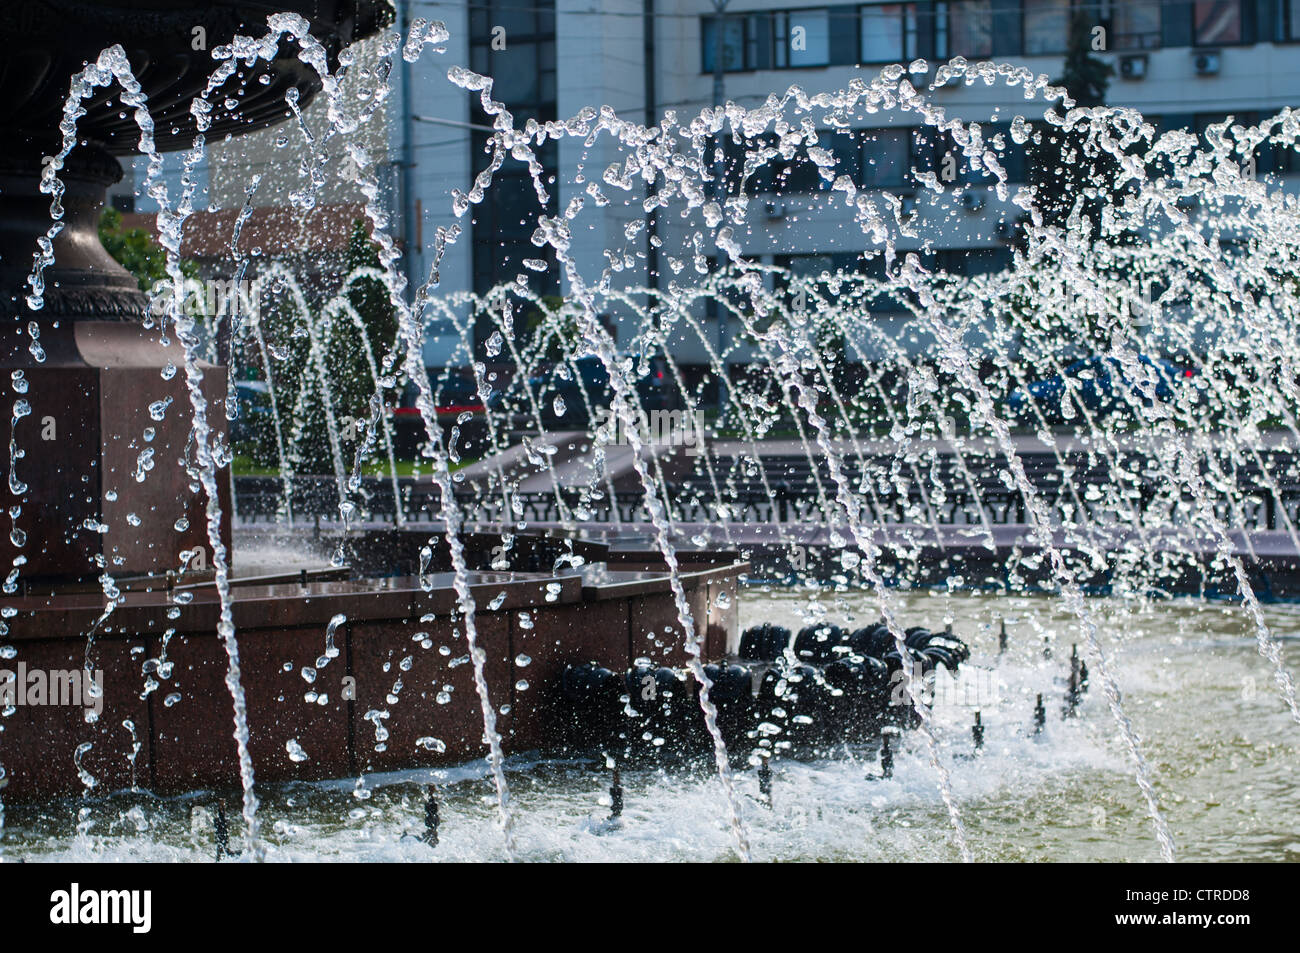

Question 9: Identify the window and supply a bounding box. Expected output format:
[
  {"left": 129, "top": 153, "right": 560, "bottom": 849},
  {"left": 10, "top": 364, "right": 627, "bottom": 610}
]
[
  {"left": 469, "top": 1, "right": 558, "bottom": 300},
  {"left": 1104, "top": 0, "right": 1160, "bottom": 51},
  {"left": 857, "top": 255, "right": 909, "bottom": 313},
  {"left": 860, "top": 129, "right": 911, "bottom": 188},
  {"left": 743, "top": 131, "right": 861, "bottom": 194},
  {"left": 1192, "top": 112, "right": 1297, "bottom": 178},
  {"left": 909, "top": 125, "right": 1018, "bottom": 186},
  {"left": 487, "top": 44, "right": 538, "bottom": 102},
  {"left": 1022, "top": 0, "right": 1070, "bottom": 56},
  {"left": 983, "top": 122, "right": 1028, "bottom": 184},
  {"left": 937, "top": 0, "right": 993, "bottom": 59},
  {"left": 860, "top": 2, "right": 919, "bottom": 63},
  {"left": 702, "top": 14, "right": 759, "bottom": 72},
  {"left": 774, "top": 8, "right": 831, "bottom": 67},
  {"left": 1194, "top": 0, "right": 1242, "bottom": 45},
  {"left": 961, "top": 247, "right": 1012, "bottom": 276},
  {"left": 912, "top": 126, "right": 985, "bottom": 184},
  {"left": 928, "top": 248, "right": 1011, "bottom": 276},
  {"left": 775, "top": 253, "right": 882, "bottom": 308},
  {"left": 1282, "top": 0, "right": 1300, "bottom": 42}
]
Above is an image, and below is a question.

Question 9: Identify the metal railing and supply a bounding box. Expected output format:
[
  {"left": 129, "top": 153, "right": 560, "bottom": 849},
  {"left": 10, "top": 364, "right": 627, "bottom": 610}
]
[{"left": 232, "top": 467, "right": 1300, "bottom": 532}]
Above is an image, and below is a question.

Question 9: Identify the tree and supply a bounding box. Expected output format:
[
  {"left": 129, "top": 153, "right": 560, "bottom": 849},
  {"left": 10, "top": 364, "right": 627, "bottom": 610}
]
[
  {"left": 243, "top": 220, "right": 400, "bottom": 475},
  {"left": 1012, "top": 10, "right": 1122, "bottom": 361},
  {"left": 1028, "top": 10, "right": 1116, "bottom": 233},
  {"left": 98, "top": 206, "right": 198, "bottom": 288}
]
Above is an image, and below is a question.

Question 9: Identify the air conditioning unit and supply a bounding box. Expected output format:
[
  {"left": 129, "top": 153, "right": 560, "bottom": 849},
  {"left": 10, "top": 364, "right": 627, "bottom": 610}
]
[
  {"left": 1193, "top": 50, "right": 1220, "bottom": 76},
  {"left": 960, "top": 190, "right": 986, "bottom": 213},
  {"left": 763, "top": 200, "right": 786, "bottom": 220},
  {"left": 1119, "top": 54, "right": 1147, "bottom": 80}
]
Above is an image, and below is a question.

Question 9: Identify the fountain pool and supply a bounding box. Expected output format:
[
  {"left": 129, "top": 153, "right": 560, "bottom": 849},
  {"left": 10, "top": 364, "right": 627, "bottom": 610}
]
[{"left": 2, "top": 588, "right": 1294, "bottom": 862}]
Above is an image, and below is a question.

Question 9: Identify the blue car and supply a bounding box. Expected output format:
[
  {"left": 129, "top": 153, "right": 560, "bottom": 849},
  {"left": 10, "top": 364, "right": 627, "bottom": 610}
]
[{"left": 1007, "top": 355, "right": 1193, "bottom": 423}]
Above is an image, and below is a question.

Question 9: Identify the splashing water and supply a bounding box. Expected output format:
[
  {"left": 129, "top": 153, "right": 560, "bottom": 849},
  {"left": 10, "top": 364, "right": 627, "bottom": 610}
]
[{"left": 15, "top": 15, "right": 1300, "bottom": 863}]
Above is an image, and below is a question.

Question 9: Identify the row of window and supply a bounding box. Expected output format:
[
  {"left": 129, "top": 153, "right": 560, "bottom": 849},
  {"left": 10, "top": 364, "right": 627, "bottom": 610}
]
[
  {"left": 720, "top": 111, "right": 1296, "bottom": 197},
  {"left": 703, "top": 1, "right": 1300, "bottom": 72},
  {"left": 778, "top": 248, "right": 1012, "bottom": 280},
  {"left": 767, "top": 249, "right": 1011, "bottom": 314}
]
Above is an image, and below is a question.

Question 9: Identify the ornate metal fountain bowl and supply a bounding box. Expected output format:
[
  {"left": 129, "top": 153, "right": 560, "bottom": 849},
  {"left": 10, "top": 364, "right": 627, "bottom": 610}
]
[
  {"left": 0, "top": 1, "right": 392, "bottom": 585},
  {"left": 0, "top": 0, "right": 391, "bottom": 320},
  {"left": 0, "top": 1, "right": 391, "bottom": 157}
]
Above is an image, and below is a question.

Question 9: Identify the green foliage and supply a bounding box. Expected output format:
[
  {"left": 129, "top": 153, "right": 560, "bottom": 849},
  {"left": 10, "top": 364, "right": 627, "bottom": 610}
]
[
  {"left": 97, "top": 206, "right": 198, "bottom": 288},
  {"left": 239, "top": 220, "right": 400, "bottom": 476},
  {"left": 522, "top": 295, "right": 575, "bottom": 361},
  {"left": 1028, "top": 11, "right": 1116, "bottom": 233},
  {"left": 1014, "top": 12, "right": 1120, "bottom": 354}
]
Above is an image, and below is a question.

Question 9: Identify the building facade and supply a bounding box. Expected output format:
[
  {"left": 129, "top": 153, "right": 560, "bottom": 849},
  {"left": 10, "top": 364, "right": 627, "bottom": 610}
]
[
  {"left": 117, "top": 2, "right": 1300, "bottom": 366},
  {"left": 394, "top": 0, "right": 1300, "bottom": 366}
]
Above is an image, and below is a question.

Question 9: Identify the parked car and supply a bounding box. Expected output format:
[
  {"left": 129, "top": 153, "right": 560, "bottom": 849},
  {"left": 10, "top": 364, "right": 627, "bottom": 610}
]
[
  {"left": 1006, "top": 354, "right": 1194, "bottom": 423},
  {"left": 389, "top": 367, "right": 488, "bottom": 457}
]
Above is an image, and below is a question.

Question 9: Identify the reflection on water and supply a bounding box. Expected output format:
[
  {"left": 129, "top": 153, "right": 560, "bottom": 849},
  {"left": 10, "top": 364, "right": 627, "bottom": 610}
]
[{"left": 3, "top": 588, "right": 1295, "bottom": 862}]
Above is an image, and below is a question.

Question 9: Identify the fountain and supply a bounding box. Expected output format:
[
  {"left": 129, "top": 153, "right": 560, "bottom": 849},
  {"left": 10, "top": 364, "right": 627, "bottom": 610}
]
[
  {"left": 0, "top": 4, "right": 751, "bottom": 862},
  {"left": 0, "top": 8, "right": 1297, "bottom": 863}
]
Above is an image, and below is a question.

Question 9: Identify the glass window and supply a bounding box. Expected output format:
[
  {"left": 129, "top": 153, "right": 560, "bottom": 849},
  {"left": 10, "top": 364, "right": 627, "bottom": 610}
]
[
  {"left": 742, "top": 132, "right": 860, "bottom": 193},
  {"left": 770, "top": 154, "right": 826, "bottom": 193},
  {"left": 488, "top": 45, "right": 537, "bottom": 103},
  {"left": 861, "top": 129, "right": 911, "bottom": 187},
  {"left": 1283, "top": 0, "right": 1300, "bottom": 41},
  {"left": 786, "top": 254, "right": 838, "bottom": 280},
  {"left": 962, "top": 246, "right": 1012, "bottom": 276},
  {"left": 860, "top": 3, "right": 918, "bottom": 63},
  {"left": 911, "top": 125, "right": 941, "bottom": 178},
  {"left": 1195, "top": 0, "right": 1242, "bottom": 45},
  {"left": 984, "top": 122, "right": 1028, "bottom": 183},
  {"left": 702, "top": 15, "right": 756, "bottom": 72},
  {"left": 1023, "top": 0, "right": 1070, "bottom": 55},
  {"left": 937, "top": 1, "right": 993, "bottom": 59},
  {"left": 1107, "top": 0, "right": 1161, "bottom": 50},
  {"left": 858, "top": 254, "right": 908, "bottom": 312},
  {"left": 1263, "top": 133, "right": 1299, "bottom": 176},
  {"left": 775, "top": 8, "right": 831, "bottom": 67},
  {"left": 1196, "top": 1, "right": 1237, "bottom": 45}
]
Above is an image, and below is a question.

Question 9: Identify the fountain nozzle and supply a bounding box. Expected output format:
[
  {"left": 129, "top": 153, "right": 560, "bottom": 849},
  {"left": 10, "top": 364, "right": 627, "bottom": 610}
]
[
  {"left": 422, "top": 785, "right": 440, "bottom": 847},
  {"left": 609, "top": 769, "right": 623, "bottom": 819},
  {"left": 1065, "top": 644, "right": 1082, "bottom": 718},
  {"left": 214, "top": 799, "right": 231, "bottom": 861},
  {"left": 880, "top": 730, "right": 895, "bottom": 779}
]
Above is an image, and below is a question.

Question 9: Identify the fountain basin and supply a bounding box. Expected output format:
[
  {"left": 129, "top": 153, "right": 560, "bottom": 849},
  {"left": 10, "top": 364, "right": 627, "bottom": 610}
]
[{"left": 0, "top": 545, "right": 741, "bottom": 800}]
